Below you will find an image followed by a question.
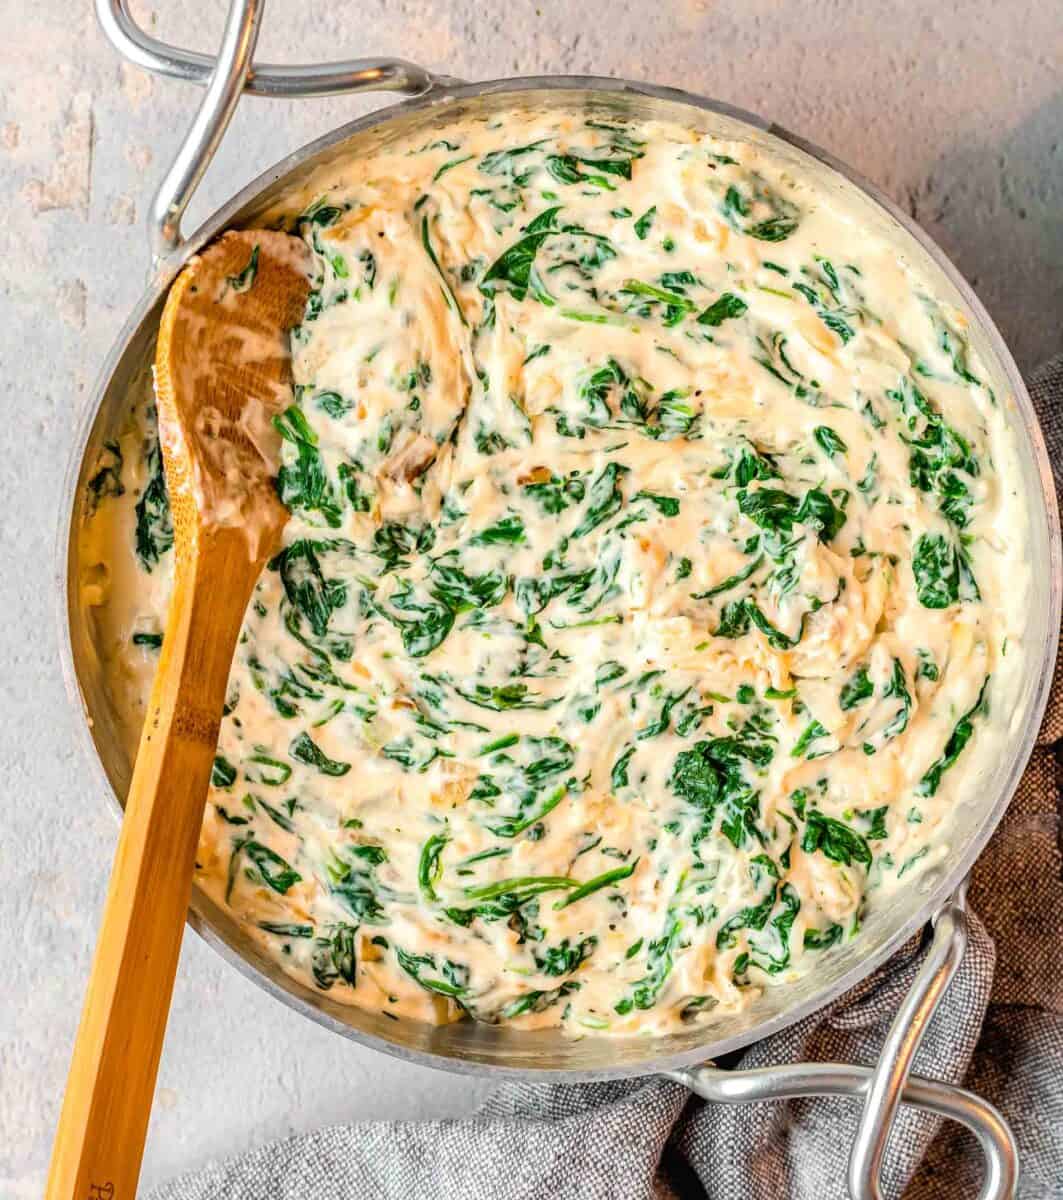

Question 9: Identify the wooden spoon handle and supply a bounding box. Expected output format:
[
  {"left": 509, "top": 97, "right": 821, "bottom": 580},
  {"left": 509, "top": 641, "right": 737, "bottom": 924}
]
[{"left": 46, "top": 540, "right": 248, "bottom": 1200}]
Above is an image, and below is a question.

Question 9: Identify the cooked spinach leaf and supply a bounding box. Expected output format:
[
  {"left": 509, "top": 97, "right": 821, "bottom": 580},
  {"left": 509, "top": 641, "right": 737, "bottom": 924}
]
[
  {"left": 697, "top": 292, "right": 748, "bottom": 326},
  {"left": 553, "top": 861, "right": 636, "bottom": 909},
  {"left": 270, "top": 539, "right": 348, "bottom": 637},
  {"left": 800, "top": 811, "right": 872, "bottom": 868},
  {"left": 312, "top": 923, "right": 358, "bottom": 989},
  {"left": 418, "top": 831, "right": 450, "bottom": 902},
  {"left": 290, "top": 731, "right": 351, "bottom": 776},
  {"left": 912, "top": 532, "right": 979, "bottom": 609},
  {"left": 840, "top": 666, "right": 874, "bottom": 710},
  {"left": 134, "top": 437, "right": 174, "bottom": 570},
  {"left": 634, "top": 206, "right": 656, "bottom": 239},
  {"left": 917, "top": 677, "right": 989, "bottom": 796},
  {"left": 381, "top": 579, "right": 455, "bottom": 658},
  {"left": 480, "top": 207, "right": 562, "bottom": 301},
  {"left": 692, "top": 554, "right": 764, "bottom": 600},
  {"left": 669, "top": 722, "right": 775, "bottom": 847},
  {"left": 615, "top": 910, "right": 684, "bottom": 1013},
  {"left": 888, "top": 375, "right": 979, "bottom": 528},
  {"left": 814, "top": 426, "right": 848, "bottom": 458},
  {"left": 228, "top": 837, "right": 301, "bottom": 900},
  {"left": 327, "top": 843, "right": 389, "bottom": 923},
  {"left": 501, "top": 980, "right": 580, "bottom": 1018},
  {"left": 211, "top": 755, "right": 237, "bottom": 789},
  {"left": 397, "top": 947, "right": 469, "bottom": 999},
  {"left": 715, "top": 598, "right": 804, "bottom": 651},
  {"left": 720, "top": 178, "right": 800, "bottom": 242},
  {"left": 572, "top": 462, "right": 629, "bottom": 538},
  {"left": 535, "top": 937, "right": 597, "bottom": 976},
  {"left": 274, "top": 405, "right": 343, "bottom": 527}
]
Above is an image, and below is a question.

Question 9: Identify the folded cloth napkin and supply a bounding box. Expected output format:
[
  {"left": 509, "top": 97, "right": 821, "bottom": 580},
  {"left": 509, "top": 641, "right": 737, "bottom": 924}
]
[{"left": 152, "top": 358, "right": 1063, "bottom": 1200}]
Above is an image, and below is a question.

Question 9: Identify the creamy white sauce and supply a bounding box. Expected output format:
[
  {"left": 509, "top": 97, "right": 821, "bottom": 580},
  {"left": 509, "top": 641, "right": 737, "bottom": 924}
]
[{"left": 79, "top": 110, "right": 1028, "bottom": 1036}]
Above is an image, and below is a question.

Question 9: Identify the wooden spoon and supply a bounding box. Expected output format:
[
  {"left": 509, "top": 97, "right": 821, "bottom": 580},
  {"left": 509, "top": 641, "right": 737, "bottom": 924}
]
[{"left": 46, "top": 230, "right": 311, "bottom": 1200}]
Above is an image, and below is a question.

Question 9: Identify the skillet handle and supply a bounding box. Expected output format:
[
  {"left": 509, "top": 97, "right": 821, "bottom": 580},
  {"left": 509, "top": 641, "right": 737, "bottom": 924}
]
[
  {"left": 669, "top": 888, "right": 1017, "bottom": 1200},
  {"left": 96, "top": 0, "right": 436, "bottom": 97},
  {"left": 94, "top": 0, "right": 441, "bottom": 263},
  {"left": 848, "top": 888, "right": 986, "bottom": 1198}
]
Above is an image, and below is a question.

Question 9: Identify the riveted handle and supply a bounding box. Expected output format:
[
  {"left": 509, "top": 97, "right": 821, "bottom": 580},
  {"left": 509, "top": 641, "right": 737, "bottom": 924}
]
[
  {"left": 671, "top": 888, "right": 1017, "bottom": 1200},
  {"left": 95, "top": 0, "right": 440, "bottom": 263}
]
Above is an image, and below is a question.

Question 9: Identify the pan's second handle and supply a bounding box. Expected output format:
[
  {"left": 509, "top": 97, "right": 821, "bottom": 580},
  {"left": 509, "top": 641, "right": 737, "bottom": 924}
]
[
  {"left": 847, "top": 889, "right": 988, "bottom": 1199},
  {"left": 672, "top": 1061, "right": 1015, "bottom": 1200},
  {"left": 670, "top": 887, "right": 1017, "bottom": 1200},
  {"left": 95, "top": 0, "right": 442, "bottom": 262}
]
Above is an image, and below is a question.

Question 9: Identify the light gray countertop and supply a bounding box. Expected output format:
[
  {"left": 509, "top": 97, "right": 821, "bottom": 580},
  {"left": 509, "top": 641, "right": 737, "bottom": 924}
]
[{"left": 2, "top": 0, "right": 1060, "bottom": 1193}]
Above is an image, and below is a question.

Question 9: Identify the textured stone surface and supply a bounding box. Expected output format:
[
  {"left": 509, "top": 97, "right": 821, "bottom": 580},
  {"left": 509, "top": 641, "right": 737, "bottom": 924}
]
[{"left": 1, "top": 0, "right": 1060, "bottom": 1194}]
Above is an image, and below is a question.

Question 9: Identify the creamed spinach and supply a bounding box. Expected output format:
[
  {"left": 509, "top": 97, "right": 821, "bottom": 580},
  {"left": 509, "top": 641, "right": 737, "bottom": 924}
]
[{"left": 80, "top": 111, "right": 1025, "bottom": 1036}]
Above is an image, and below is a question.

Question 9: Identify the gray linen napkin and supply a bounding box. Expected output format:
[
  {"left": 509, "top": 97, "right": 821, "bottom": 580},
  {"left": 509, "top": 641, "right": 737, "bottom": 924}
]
[{"left": 151, "top": 358, "right": 1063, "bottom": 1200}]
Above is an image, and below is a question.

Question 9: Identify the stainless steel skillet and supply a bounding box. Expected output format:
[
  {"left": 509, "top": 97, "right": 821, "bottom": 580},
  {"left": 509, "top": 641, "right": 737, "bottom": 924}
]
[{"left": 60, "top": 1, "right": 1062, "bottom": 1195}]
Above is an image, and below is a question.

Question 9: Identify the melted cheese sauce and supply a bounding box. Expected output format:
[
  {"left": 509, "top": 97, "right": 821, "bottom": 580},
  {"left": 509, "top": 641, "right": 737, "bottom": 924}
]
[{"left": 80, "top": 110, "right": 1029, "bottom": 1036}]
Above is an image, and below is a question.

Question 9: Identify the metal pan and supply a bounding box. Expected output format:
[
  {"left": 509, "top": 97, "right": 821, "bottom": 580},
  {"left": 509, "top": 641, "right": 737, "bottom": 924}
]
[{"left": 60, "top": 2, "right": 1062, "bottom": 1195}]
